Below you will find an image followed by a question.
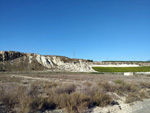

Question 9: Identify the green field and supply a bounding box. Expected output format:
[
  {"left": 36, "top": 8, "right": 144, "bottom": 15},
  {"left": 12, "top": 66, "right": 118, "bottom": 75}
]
[{"left": 92, "top": 66, "right": 150, "bottom": 72}]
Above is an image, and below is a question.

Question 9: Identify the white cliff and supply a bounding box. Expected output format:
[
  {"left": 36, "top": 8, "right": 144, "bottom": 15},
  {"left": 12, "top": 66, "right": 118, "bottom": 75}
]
[{"left": 35, "top": 54, "right": 94, "bottom": 72}]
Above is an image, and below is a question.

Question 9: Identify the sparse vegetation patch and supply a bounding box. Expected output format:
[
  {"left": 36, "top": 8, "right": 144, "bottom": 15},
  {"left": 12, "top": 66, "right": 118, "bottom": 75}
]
[{"left": 0, "top": 73, "right": 150, "bottom": 113}]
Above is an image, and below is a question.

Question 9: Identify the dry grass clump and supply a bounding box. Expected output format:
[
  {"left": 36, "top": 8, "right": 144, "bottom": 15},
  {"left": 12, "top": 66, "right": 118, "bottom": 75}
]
[
  {"left": 126, "top": 88, "right": 150, "bottom": 103},
  {"left": 96, "top": 80, "right": 150, "bottom": 104},
  {"left": 54, "top": 92, "right": 90, "bottom": 113},
  {"left": 114, "top": 79, "right": 125, "bottom": 84},
  {"left": 42, "top": 81, "right": 58, "bottom": 89},
  {"left": 139, "top": 90, "right": 149, "bottom": 99},
  {"left": 66, "top": 92, "right": 89, "bottom": 113},
  {"left": 140, "top": 82, "right": 150, "bottom": 89},
  {"left": 0, "top": 85, "right": 32, "bottom": 113},
  {"left": 99, "top": 80, "right": 140, "bottom": 95},
  {"left": 126, "top": 92, "right": 142, "bottom": 103},
  {"left": 100, "top": 82, "right": 116, "bottom": 92},
  {"left": 54, "top": 84, "right": 76, "bottom": 94},
  {"left": 0, "top": 85, "right": 2, "bottom": 95},
  {"left": 0, "top": 84, "right": 58, "bottom": 113},
  {"left": 92, "top": 91, "right": 113, "bottom": 107}
]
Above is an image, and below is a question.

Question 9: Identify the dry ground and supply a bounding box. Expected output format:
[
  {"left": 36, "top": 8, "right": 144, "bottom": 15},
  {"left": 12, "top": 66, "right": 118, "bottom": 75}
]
[{"left": 0, "top": 72, "right": 150, "bottom": 113}]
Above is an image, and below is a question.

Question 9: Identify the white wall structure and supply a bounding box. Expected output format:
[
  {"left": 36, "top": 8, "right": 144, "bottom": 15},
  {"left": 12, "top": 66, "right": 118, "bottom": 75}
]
[
  {"left": 91, "top": 64, "right": 139, "bottom": 67},
  {"left": 124, "top": 72, "right": 134, "bottom": 76},
  {"left": 136, "top": 72, "right": 150, "bottom": 75}
]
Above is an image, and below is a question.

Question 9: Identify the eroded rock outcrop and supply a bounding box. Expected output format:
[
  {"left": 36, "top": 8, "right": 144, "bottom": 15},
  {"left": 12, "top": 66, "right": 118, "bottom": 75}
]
[
  {"left": 0, "top": 51, "right": 94, "bottom": 72},
  {"left": 0, "top": 51, "right": 25, "bottom": 61}
]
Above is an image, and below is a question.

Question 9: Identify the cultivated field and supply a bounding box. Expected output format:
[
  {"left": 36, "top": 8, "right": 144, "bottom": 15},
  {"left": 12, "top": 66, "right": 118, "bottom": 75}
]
[
  {"left": 92, "top": 66, "right": 150, "bottom": 72},
  {"left": 0, "top": 72, "right": 150, "bottom": 113}
]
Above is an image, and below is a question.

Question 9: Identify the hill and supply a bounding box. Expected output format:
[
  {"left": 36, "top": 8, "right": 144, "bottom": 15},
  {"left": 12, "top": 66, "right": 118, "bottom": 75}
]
[{"left": 0, "top": 51, "right": 93, "bottom": 72}]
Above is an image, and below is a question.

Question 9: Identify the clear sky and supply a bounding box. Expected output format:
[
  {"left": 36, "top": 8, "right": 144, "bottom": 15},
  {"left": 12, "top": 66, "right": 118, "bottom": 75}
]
[{"left": 0, "top": 0, "right": 150, "bottom": 61}]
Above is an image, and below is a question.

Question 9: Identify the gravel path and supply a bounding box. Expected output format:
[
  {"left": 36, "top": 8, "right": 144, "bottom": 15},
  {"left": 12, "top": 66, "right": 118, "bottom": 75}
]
[{"left": 132, "top": 99, "right": 150, "bottom": 113}]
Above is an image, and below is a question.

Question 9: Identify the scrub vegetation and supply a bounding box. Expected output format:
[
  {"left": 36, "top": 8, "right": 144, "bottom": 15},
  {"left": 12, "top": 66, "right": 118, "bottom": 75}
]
[
  {"left": 92, "top": 66, "right": 150, "bottom": 72},
  {"left": 0, "top": 73, "right": 150, "bottom": 113}
]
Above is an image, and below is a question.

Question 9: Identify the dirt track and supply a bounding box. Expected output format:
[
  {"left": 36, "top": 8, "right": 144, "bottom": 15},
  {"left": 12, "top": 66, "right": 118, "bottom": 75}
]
[{"left": 132, "top": 99, "right": 150, "bottom": 113}]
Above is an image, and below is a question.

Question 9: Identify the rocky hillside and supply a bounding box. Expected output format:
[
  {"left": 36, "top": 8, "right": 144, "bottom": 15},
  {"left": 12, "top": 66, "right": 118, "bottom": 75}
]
[{"left": 0, "top": 51, "right": 94, "bottom": 72}]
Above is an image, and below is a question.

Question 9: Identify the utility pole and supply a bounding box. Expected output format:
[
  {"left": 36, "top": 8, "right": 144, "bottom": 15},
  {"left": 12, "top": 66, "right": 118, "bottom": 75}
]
[{"left": 73, "top": 50, "right": 75, "bottom": 58}]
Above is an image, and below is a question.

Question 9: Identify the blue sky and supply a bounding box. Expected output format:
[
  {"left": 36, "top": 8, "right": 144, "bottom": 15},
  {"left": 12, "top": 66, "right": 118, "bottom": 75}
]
[{"left": 0, "top": 0, "right": 150, "bottom": 61}]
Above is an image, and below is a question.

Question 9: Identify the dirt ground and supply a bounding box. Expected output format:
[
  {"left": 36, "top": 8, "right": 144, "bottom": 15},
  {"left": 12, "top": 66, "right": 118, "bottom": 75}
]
[{"left": 0, "top": 72, "right": 149, "bottom": 84}]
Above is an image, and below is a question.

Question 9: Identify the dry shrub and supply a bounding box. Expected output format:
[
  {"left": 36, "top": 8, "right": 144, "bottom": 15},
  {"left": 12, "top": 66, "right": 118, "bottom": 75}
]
[
  {"left": 31, "top": 96, "right": 56, "bottom": 111},
  {"left": 124, "top": 83, "right": 139, "bottom": 92},
  {"left": 84, "top": 81, "right": 92, "bottom": 87},
  {"left": 112, "top": 83, "right": 140, "bottom": 96},
  {"left": 43, "top": 81, "right": 58, "bottom": 89},
  {"left": 63, "top": 92, "right": 90, "bottom": 113},
  {"left": 53, "top": 93, "right": 69, "bottom": 108},
  {"left": 125, "top": 89, "right": 149, "bottom": 103},
  {"left": 140, "top": 82, "right": 150, "bottom": 89},
  {"left": 42, "top": 90, "right": 90, "bottom": 113},
  {"left": 0, "top": 90, "right": 18, "bottom": 109},
  {"left": 97, "top": 82, "right": 124, "bottom": 96},
  {"left": 126, "top": 92, "right": 142, "bottom": 103},
  {"left": 18, "top": 86, "right": 57, "bottom": 112},
  {"left": 84, "top": 86, "right": 99, "bottom": 97},
  {"left": 28, "top": 83, "right": 40, "bottom": 96},
  {"left": 139, "top": 90, "right": 149, "bottom": 99},
  {"left": 78, "top": 83, "right": 99, "bottom": 97},
  {"left": 17, "top": 89, "right": 32, "bottom": 113},
  {"left": 0, "top": 84, "right": 43, "bottom": 113},
  {"left": 0, "top": 85, "right": 3, "bottom": 96},
  {"left": 92, "top": 91, "right": 112, "bottom": 107},
  {"left": 114, "top": 79, "right": 125, "bottom": 84},
  {"left": 0, "top": 85, "right": 19, "bottom": 109},
  {"left": 115, "top": 90, "right": 124, "bottom": 96},
  {"left": 55, "top": 84, "right": 76, "bottom": 94},
  {"left": 38, "top": 91, "right": 90, "bottom": 113},
  {"left": 100, "top": 82, "right": 116, "bottom": 92}
]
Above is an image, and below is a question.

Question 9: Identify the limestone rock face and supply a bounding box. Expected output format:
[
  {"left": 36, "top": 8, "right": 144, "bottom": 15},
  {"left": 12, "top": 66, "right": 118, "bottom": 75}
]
[
  {"left": 57, "top": 60, "right": 94, "bottom": 72},
  {"left": 0, "top": 51, "right": 94, "bottom": 72},
  {"left": 34, "top": 54, "right": 94, "bottom": 72}
]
